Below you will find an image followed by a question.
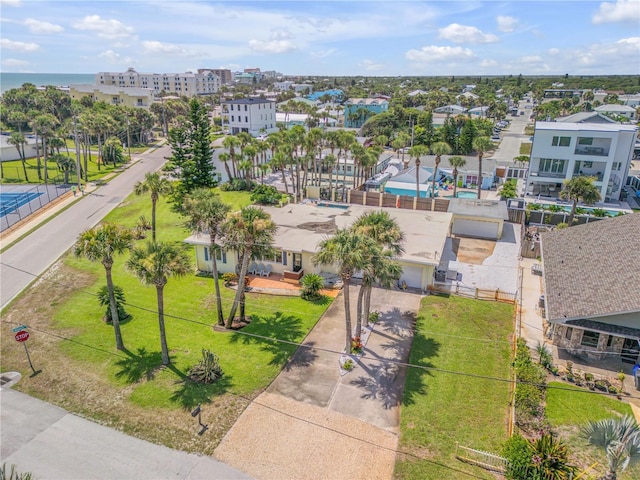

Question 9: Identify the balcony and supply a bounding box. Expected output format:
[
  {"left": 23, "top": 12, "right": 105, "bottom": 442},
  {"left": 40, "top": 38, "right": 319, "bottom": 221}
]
[
  {"left": 531, "top": 170, "right": 567, "bottom": 179},
  {"left": 574, "top": 146, "right": 609, "bottom": 157}
]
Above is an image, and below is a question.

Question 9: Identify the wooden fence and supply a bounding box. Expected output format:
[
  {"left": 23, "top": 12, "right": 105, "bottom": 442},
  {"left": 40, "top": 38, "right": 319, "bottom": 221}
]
[
  {"left": 428, "top": 282, "right": 516, "bottom": 304},
  {"left": 348, "top": 190, "right": 451, "bottom": 212},
  {"left": 455, "top": 443, "right": 508, "bottom": 473}
]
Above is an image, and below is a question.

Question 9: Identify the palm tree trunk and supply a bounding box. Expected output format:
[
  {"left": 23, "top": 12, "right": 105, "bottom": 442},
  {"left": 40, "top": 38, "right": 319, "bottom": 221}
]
[
  {"left": 43, "top": 136, "right": 49, "bottom": 184},
  {"left": 281, "top": 167, "right": 289, "bottom": 195},
  {"left": 416, "top": 159, "right": 421, "bottom": 198},
  {"left": 210, "top": 239, "right": 224, "bottom": 326},
  {"left": 363, "top": 285, "right": 373, "bottom": 326},
  {"left": 35, "top": 127, "right": 42, "bottom": 180},
  {"left": 156, "top": 285, "right": 170, "bottom": 365},
  {"left": 105, "top": 265, "right": 124, "bottom": 350},
  {"left": 477, "top": 155, "right": 483, "bottom": 199},
  {"left": 226, "top": 247, "right": 250, "bottom": 328},
  {"left": 151, "top": 197, "right": 157, "bottom": 242},
  {"left": 568, "top": 199, "right": 577, "bottom": 226},
  {"left": 453, "top": 168, "right": 458, "bottom": 197},
  {"left": 343, "top": 276, "right": 353, "bottom": 353},
  {"left": 355, "top": 281, "right": 365, "bottom": 339}
]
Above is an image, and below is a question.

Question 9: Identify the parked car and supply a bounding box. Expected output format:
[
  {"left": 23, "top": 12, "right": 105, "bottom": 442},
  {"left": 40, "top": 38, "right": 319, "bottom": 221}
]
[{"left": 491, "top": 135, "right": 501, "bottom": 141}]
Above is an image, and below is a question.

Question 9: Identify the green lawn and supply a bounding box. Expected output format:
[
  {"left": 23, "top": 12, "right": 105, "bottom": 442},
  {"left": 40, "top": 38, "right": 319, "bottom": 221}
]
[
  {"left": 545, "top": 381, "right": 633, "bottom": 426},
  {"left": 63, "top": 138, "right": 157, "bottom": 154},
  {"left": 1, "top": 154, "right": 116, "bottom": 184},
  {"left": 519, "top": 143, "right": 532, "bottom": 155},
  {"left": 396, "top": 295, "right": 514, "bottom": 480}
]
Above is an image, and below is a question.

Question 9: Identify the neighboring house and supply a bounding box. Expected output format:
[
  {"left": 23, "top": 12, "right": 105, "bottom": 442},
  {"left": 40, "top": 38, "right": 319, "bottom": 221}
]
[
  {"left": 468, "top": 106, "right": 489, "bottom": 117},
  {"left": 222, "top": 98, "right": 277, "bottom": 136},
  {"left": 276, "top": 98, "right": 318, "bottom": 110},
  {"left": 197, "top": 68, "right": 232, "bottom": 85},
  {"left": 525, "top": 121, "right": 638, "bottom": 201},
  {"left": 343, "top": 98, "right": 389, "bottom": 128},
  {"left": 543, "top": 89, "right": 585, "bottom": 99},
  {"left": 434, "top": 105, "right": 467, "bottom": 115},
  {"left": 407, "top": 89, "right": 428, "bottom": 97},
  {"left": 275, "top": 112, "right": 336, "bottom": 129},
  {"left": 619, "top": 94, "right": 640, "bottom": 108},
  {"left": 96, "top": 68, "right": 220, "bottom": 97},
  {"left": 448, "top": 199, "right": 508, "bottom": 240},
  {"left": 307, "top": 89, "right": 344, "bottom": 102},
  {"left": 0, "top": 133, "right": 38, "bottom": 162},
  {"left": 184, "top": 203, "right": 453, "bottom": 291},
  {"left": 457, "top": 91, "right": 479, "bottom": 102},
  {"left": 541, "top": 213, "right": 640, "bottom": 366},
  {"left": 594, "top": 104, "right": 637, "bottom": 121},
  {"left": 273, "top": 81, "right": 294, "bottom": 91},
  {"left": 234, "top": 73, "right": 258, "bottom": 85},
  {"left": 70, "top": 84, "right": 155, "bottom": 109},
  {"left": 383, "top": 166, "right": 438, "bottom": 198},
  {"left": 557, "top": 112, "right": 617, "bottom": 124},
  {"left": 292, "top": 83, "right": 313, "bottom": 94}
]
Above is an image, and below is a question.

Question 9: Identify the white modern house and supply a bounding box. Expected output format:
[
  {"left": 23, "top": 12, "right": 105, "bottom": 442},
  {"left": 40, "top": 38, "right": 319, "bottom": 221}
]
[
  {"left": 526, "top": 122, "right": 638, "bottom": 202},
  {"left": 96, "top": 68, "right": 220, "bottom": 97},
  {"left": 222, "top": 98, "right": 278, "bottom": 137}
]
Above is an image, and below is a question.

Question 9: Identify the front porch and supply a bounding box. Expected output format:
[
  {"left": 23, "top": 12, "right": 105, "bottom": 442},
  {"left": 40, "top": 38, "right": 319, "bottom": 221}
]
[{"left": 243, "top": 273, "right": 341, "bottom": 298}]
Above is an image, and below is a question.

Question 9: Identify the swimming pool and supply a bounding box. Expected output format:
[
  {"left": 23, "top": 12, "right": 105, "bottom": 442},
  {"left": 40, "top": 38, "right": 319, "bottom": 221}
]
[
  {"left": 445, "top": 191, "right": 478, "bottom": 199},
  {"left": 0, "top": 192, "right": 43, "bottom": 217},
  {"left": 317, "top": 201, "right": 350, "bottom": 210}
]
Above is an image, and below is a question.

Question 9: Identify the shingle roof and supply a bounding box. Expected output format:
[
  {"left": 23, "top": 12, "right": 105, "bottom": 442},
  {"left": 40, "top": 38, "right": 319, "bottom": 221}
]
[{"left": 541, "top": 213, "right": 640, "bottom": 322}]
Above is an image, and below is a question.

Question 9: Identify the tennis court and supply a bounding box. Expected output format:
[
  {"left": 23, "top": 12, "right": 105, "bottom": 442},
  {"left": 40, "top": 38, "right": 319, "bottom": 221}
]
[
  {"left": 0, "top": 184, "right": 70, "bottom": 232},
  {"left": 0, "top": 192, "right": 44, "bottom": 217}
]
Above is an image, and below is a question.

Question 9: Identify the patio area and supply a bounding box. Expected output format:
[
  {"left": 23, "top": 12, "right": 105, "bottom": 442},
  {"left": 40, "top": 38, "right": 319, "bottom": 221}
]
[{"left": 243, "top": 273, "right": 341, "bottom": 298}]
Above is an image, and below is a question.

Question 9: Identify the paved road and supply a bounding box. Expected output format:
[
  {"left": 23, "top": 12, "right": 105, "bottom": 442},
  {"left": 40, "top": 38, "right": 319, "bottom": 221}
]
[
  {"left": 0, "top": 146, "right": 170, "bottom": 310},
  {"left": 491, "top": 100, "right": 532, "bottom": 166},
  {"left": 0, "top": 388, "right": 250, "bottom": 480}
]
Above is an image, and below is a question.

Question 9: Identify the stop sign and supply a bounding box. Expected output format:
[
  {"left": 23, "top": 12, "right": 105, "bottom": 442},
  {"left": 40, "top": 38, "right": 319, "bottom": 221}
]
[{"left": 15, "top": 331, "right": 29, "bottom": 342}]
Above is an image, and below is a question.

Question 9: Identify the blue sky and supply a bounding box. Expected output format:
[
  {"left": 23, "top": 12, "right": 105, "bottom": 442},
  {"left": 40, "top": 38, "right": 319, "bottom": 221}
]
[{"left": 1, "top": 0, "right": 639, "bottom": 75}]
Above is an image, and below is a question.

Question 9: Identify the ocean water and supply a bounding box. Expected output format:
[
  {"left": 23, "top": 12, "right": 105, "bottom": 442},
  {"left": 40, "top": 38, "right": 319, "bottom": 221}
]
[{"left": 0, "top": 73, "right": 94, "bottom": 94}]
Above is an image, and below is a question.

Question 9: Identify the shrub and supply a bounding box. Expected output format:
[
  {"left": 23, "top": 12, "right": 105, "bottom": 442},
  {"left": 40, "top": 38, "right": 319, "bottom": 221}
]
[
  {"left": 250, "top": 184, "right": 282, "bottom": 205},
  {"left": 350, "top": 337, "right": 363, "bottom": 354},
  {"left": 220, "top": 178, "right": 255, "bottom": 192},
  {"left": 221, "top": 272, "right": 237, "bottom": 286},
  {"left": 368, "top": 311, "right": 380, "bottom": 324},
  {"left": 503, "top": 434, "right": 531, "bottom": 480},
  {"left": 188, "top": 349, "right": 223, "bottom": 384},
  {"left": 342, "top": 359, "right": 354, "bottom": 371},
  {"left": 584, "top": 372, "right": 594, "bottom": 382},
  {"left": 1, "top": 464, "right": 33, "bottom": 480},
  {"left": 300, "top": 273, "right": 325, "bottom": 300},
  {"left": 97, "top": 285, "right": 130, "bottom": 323}
]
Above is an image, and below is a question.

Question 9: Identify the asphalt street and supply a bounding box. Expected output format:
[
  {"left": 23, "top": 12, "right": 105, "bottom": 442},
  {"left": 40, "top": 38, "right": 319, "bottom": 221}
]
[{"left": 1, "top": 146, "right": 170, "bottom": 310}]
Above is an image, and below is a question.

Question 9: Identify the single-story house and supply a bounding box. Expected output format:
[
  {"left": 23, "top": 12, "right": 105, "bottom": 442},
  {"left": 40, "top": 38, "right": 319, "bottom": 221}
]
[
  {"left": 594, "top": 104, "right": 637, "bottom": 121},
  {"left": 435, "top": 105, "right": 467, "bottom": 115},
  {"left": 383, "top": 166, "right": 438, "bottom": 198},
  {"left": 184, "top": 204, "right": 452, "bottom": 291},
  {"left": 541, "top": 213, "right": 640, "bottom": 367},
  {"left": 447, "top": 199, "right": 508, "bottom": 240},
  {"left": 468, "top": 106, "right": 489, "bottom": 117}
]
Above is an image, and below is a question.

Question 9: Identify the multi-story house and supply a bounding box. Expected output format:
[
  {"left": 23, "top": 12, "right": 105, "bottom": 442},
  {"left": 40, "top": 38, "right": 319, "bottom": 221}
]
[
  {"left": 526, "top": 121, "right": 637, "bottom": 202},
  {"left": 222, "top": 98, "right": 277, "bottom": 136},
  {"left": 96, "top": 68, "right": 220, "bottom": 97},
  {"left": 70, "top": 84, "right": 155, "bottom": 109},
  {"left": 343, "top": 98, "right": 389, "bottom": 128}
]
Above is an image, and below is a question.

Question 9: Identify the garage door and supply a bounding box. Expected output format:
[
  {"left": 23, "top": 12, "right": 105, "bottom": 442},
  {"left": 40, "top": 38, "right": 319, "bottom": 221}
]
[
  {"left": 400, "top": 266, "right": 423, "bottom": 289},
  {"left": 452, "top": 219, "right": 499, "bottom": 239}
]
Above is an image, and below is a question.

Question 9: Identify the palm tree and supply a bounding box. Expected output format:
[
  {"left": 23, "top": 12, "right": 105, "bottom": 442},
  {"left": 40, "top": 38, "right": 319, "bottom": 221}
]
[
  {"left": 448, "top": 156, "right": 466, "bottom": 198},
  {"left": 407, "top": 145, "right": 429, "bottom": 198},
  {"left": 134, "top": 172, "right": 172, "bottom": 241},
  {"left": 472, "top": 136, "right": 493, "bottom": 199},
  {"left": 74, "top": 224, "right": 133, "bottom": 350},
  {"left": 430, "top": 141, "right": 452, "bottom": 200},
  {"left": 182, "top": 189, "right": 231, "bottom": 326},
  {"left": 314, "top": 228, "right": 373, "bottom": 353},
  {"left": 8, "top": 132, "right": 28, "bottom": 181},
  {"left": 126, "top": 241, "right": 191, "bottom": 365},
  {"left": 559, "top": 176, "right": 601, "bottom": 226},
  {"left": 581, "top": 415, "right": 640, "bottom": 480},
  {"left": 222, "top": 207, "right": 277, "bottom": 327},
  {"left": 222, "top": 135, "right": 241, "bottom": 179}
]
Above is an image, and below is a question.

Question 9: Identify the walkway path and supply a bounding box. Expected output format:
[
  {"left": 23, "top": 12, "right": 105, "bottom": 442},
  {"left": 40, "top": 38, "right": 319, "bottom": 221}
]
[
  {"left": 0, "top": 388, "right": 250, "bottom": 480},
  {"left": 215, "top": 286, "right": 422, "bottom": 480}
]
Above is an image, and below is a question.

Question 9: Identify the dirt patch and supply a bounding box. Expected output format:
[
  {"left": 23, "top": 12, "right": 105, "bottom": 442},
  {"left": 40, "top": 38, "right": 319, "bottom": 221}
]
[{"left": 453, "top": 237, "right": 497, "bottom": 265}]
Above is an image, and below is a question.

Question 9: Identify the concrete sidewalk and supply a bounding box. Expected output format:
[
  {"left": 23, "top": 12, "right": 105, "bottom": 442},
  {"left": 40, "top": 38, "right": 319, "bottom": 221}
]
[
  {"left": 215, "top": 286, "right": 422, "bottom": 480},
  {"left": 1, "top": 388, "right": 250, "bottom": 480}
]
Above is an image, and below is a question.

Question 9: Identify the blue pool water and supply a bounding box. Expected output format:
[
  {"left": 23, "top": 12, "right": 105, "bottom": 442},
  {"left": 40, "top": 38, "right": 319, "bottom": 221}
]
[
  {"left": 317, "top": 201, "right": 350, "bottom": 209},
  {"left": 0, "top": 192, "right": 43, "bottom": 217},
  {"left": 445, "top": 191, "right": 478, "bottom": 199}
]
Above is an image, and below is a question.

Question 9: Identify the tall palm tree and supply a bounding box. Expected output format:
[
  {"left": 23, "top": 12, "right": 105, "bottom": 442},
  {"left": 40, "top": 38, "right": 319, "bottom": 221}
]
[
  {"left": 74, "top": 224, "right": 133, "bottom": 350},
  {"left": 182, "top": 189, "right": 231, "bottom": 326},
  {"left": 314, "top": 228, "right": 373, "bottom": 353},
  {"left": 222, "top": 135, "right": 241, "bottom": 179},
  {"left": 581, "top": 415, "right": 640, "bottom": 480},
  {"left": 559, "top": 176, "right": 601, "bottom": 226},
  {"left": 448, "top": 155, "right": 466, "bottom": 198},
  {"left": 472, "top": 136, "right": 493, "bottom": 199},
  {"left": 126, "top": 241, "right": 191, "bottom": 365},
  {"left": 222, "top": 206, "right": 277, "bottom": 327},
  {"left": 430, "top": 141, "right": 452, "bottom": 201},
  {"left": 134, "top": 172, "right": 173, "bottom": 241},
  {"left": 8, "top": 132, "right": 28, "bottom": 181},
  {"left": 407, "top": 145, "right": 429, "bottom": 198}
]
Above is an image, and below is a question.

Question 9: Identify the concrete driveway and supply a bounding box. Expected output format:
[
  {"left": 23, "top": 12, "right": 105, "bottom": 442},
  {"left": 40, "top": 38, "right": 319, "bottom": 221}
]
[{"left": 215, "top": 286, "right": 422, "bottom": 480}]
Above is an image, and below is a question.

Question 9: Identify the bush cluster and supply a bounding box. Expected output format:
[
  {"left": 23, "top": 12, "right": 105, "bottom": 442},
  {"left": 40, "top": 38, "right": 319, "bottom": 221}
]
[
  {"left": 220, "top": 178, "right": 255, "bottom": 192},
  {"left": 514, "top": 338, "right": 548, "bottom": 433},
  {"left": 250, "top": 185, "right": 282, "bottom": 205}
]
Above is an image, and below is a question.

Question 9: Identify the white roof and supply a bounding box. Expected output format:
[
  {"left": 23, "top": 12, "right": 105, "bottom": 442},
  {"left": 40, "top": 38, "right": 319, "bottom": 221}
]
[
  {"left": 70, "top": 84, "right": 154, "bottom": 96},
  {"left": 534, "top": 121, "right": 637, "bottom": 133},
  {"left": 594, "top": 104, "right": 636, "bottom": 113}
]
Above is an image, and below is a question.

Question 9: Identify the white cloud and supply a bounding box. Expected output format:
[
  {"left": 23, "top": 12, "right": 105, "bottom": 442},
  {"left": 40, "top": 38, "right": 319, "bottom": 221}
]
[
  {"left": 576, "top": 36, "right": 640, "bottom": 66},
  {"left": 438, "top": 23, "right": 499, "bottom": 44},
  {"left": 73, "top": 15, "right": 134, "bottom": 39},
  {"left": 0, "top": 38, "right": 39, "bottom": 52},
  {"left": 24, "top": 18, "right": 64, "bottom": 34},
  {"left": 359, "top": 59, "right": 384, "bottom": 72},
  {"left": 479, "top": 59, "right": 498, "bottom": 68},
  {"left": 593, "top": 0, "right": 640, "bottom": 24},
  {"left": 98, "top": 50, "right": 133, "bottom": 65},
  {"left": 520, "top": 55, "right": 543, "bottom": 63},
  {"left": 142, "top": 41, "right": 197, "bottom": 57},
  {"left": 2, "top": 58, "right": 29, "bottom": 67},
  {"left": 310, "top": 48, "right": 337, "bottom": 60},
  {"left": 405, "top": 45, "right": 475, "bottom": 63},
  {"left": 547, "top": 48, "right": 561, "bottom": 55},
  {"left": 0, "top": 0, "right": 22, "bottom": 6},
  {"left": 496, "top": 15, "right": 519, "bottom": 33},
  {"left": 248, "top": 31, "right": 296, "bottom": 54}
]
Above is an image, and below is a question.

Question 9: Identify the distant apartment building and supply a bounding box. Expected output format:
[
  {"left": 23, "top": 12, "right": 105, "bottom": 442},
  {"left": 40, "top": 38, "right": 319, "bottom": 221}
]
[
  {"left": 96, "top": 68, "right": 220, "bottom": 97},
  {"left": 70, "top": 84, "right": 155, "bottom": 109},
  {"left": 343, "top": 98, "right": 389, "bottom": 128},
  {"left": 526, "top": 121, "right": 637, "bottom": 202},
  {"left": 197, "top": 68, "right": 233, "bottom": 85},
  {"left": 222, "top": 98, "right": 277, "bottom": 136},
  {"left": 274, "top": 81, "right": 294, "bottom": 91}
]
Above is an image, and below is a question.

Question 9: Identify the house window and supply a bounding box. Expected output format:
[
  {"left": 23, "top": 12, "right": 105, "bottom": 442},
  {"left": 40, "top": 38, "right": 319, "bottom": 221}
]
[
  {"left": 539, "top": 158, "right": 566, "bottom": 174},
  {"left": 244, "top": 105, "right": 248, "bottom": 111},
  {"left": 577, "top": 137, "right": 593, "bottom": 145},
  {"left": 565, "top": 327, "right": 573, "bottom": 340},
  {"left": 259, "top": 251, "right": 282, "bottom": 264},
  {"left": 231, "top": 115, "right": 235, "bottom": 122},
  {"left": 606, "top": 335, "right": 615, "bottom": 348},
  {"left": 580, "top": 330, "right": 600, "bottom": 348},
  {"left": 552, "top": 136, "right": 571, "bottom": 147},
  {"left": 245, "top": 116, "right": 248, "bottom": 123}
]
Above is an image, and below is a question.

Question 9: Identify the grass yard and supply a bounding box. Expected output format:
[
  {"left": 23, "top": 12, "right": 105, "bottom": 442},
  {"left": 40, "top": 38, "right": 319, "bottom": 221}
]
[
  {"left": 1, "top": 189, "right": 332, "bottom": 455},
  {"left": 519, "top": 142, "right": 532, "bottom": 155},
  {"left": 1, "top": 154, "right": 116, "bottom": 184},
  {"left": 546, "top": 382, "right": 640, "bottom": 479},
  {"left": 395, "top": 295, "right": 514, "bottom": 480},
  {"left": 63, "top": 138, "right": 158, "bottom": 154}
]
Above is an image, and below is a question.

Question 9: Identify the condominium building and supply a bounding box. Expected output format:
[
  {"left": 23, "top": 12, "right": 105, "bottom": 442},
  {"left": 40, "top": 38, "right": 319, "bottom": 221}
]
[
  {"left": 197, "top": 68, "right": 233, "bottom": 85},
  {"left": 222, "top": 98, "right": 277, "bottom": 136},
  {"left": 526, "top": 121, "right": 637, "bottom": 202},
  {"left": 70, "top": 84, "right": 155, "bottom": 109},
  {"left": 95, "top": 68, "right": 220, "bottom": 97}
]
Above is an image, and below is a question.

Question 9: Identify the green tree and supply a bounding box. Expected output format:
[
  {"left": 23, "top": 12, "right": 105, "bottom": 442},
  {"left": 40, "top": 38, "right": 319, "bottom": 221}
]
[
  {"left": 472, "top": 136, "right": 493, "bottom": 199},
  {"left": 430, "top": 141, "right": 452, "bottom": 200},
  {"left": 500, "top": 179, "right": 518, "bottom": 200},
  {"left": 74, "top": 224, "right": 133, "bottom": 350},
  {"left": 407, "top": 145, "right": 429, "bottom": 198},
  {"left": 126, "top": 241, "right": 191, "bottom": 365},
  {"left": 300, "top": 273, "right": 325, "bottom": 300},
  {"left": 458, "top": 119, "right": 477, "bottom": 154},
  {"left": 559, "top": 176, "right": 601, "bottom": 226},
  {"left": 448, "top": 155, "right": 466, "bottom": 198},
  {"left": 182, "top": 189, "right": 231, "bottom": 326},
  {"left": 222, "top": 207, "right": 277, "bottom": 327},
  {"left": 581, "top": 415, "right": 640, "bottom": 480},
  {"left": 8, "top": 132, "right": 28, "bottom": 181},
  {"left": 134, "top": 172, "right": 173, "bottom": 242},
  {"left": 103, "top": 136, "right": 125, "bottom": 167}
]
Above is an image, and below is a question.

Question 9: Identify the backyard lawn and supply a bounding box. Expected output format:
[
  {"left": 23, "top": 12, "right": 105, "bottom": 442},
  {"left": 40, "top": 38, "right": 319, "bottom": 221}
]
[
  {"left": 1, "top": 189, "right": 333, "bottom": 455},
  {"left": 395, "top": 295, "right": 514, "bottom": 480},
  {"left": 1, "top": 154, "right": 116, "bottom": 184}
]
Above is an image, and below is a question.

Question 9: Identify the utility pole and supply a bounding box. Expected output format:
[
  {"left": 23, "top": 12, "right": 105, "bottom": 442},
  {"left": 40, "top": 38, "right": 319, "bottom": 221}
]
[
  {"left": 126, "top": 116, "right": 132, "bottom": 160},
  {"left": 73, "top": 115, "right": 82, "bottom": 190}
]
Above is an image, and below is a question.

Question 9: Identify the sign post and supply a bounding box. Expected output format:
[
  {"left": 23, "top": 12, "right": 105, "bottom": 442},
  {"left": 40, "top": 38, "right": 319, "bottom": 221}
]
[{"left": 14, "top": 329, "right": 36, "bottom": 375}]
